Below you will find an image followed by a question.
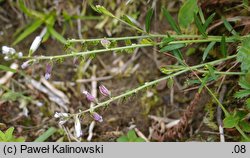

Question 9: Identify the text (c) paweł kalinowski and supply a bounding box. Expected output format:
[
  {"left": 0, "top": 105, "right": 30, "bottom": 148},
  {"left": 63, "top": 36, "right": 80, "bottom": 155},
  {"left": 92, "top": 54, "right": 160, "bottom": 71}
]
[{"left": 20, "top": 145, "right": 104, "bottom": 154}]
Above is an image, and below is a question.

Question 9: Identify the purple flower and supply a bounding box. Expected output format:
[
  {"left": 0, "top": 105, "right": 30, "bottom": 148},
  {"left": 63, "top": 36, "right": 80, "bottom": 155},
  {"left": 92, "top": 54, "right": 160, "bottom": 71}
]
[
  {"left": 99, "top": 85, "right": 111, "bottom": 97},
  {"left": 83, "top": 91, "right": 96, "bottom": 102},
  {"left": 101, "top": 38, "right": 111, "bottom": 48},
  {"left": 45, "top": 63, "right": 52, "bottom": 80},
  {"left": 21, "top": 61, "right": 30, "bottom": 69},
  {"left": 92, "top": 112, "right": 103, "bottom": 122}
]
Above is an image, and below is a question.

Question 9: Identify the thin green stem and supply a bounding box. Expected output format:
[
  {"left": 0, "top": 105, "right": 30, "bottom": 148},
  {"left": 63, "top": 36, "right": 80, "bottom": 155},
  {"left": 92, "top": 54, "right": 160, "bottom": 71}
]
[
  {"left": 67, "top": 34, "right": 241, "bottom": 43},
  {"left": 195, "top": 70, "right": 245, "bottom": 75}
]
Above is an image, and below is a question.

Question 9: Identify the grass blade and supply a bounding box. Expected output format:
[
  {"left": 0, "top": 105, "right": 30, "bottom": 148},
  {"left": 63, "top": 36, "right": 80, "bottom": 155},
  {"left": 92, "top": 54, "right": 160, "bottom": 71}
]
[
  {"left": 222, "top": 17, "right": 238, "bottom": 36},
  {"left": 48, "top": 26, "right": 67, "bottom": 44},
  {"left": 220, "top": 35, "right": 227, "bottom": 57},
  {"left": 13, "top": 19, "right": 43, "bottom": 45},
  {"left": 194, "top": 13, "right": 207, "bottom": 37},
  {"left": 162, "top": 7, "right": 181, "bottom": 34},
  {"left": 145, "top": 8, "right": 154, "bottom": 33},
  {"left": 203, "top": 13, "right": 216, "bottom": 31},
  {"left": 34, "top": 127, "right": 57, "bottom": 142},
  {"left": 202, "top": 41, "right": 216, "bottom": 61}
]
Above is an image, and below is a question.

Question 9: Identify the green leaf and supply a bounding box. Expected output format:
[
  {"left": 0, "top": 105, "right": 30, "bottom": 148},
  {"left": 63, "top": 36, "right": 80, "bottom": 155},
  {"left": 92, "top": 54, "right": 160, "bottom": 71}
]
[
  {"left": 239, "top": 121, "right": 250, "bottom": 132},
  {"left": 18, "top": 0, "right": 44, "bottom": 19},
  {"left": 0, "top": 65, "right": 17, "bottom": 73},
  {"left": 121, "top": 15, "right": 137, "bottom": 27},
  {"left": 160, "top": 37, "right": 175, "bottom": 48},
  {"left": 223, "top": 115, "right": 239, "bottom": 128},
  {"left": 194, "top": 13, "right": 207, "bottom": 37},
  {"left": 0, "top": 130, "right": 6, "bottom": 141},
  {"left": 135, "top": 138, "right": 145, "bottom": 142},
  {"left": 127, "top": 130, "right": 137, "bottom": 141},
  {"left": 13, "top": 19, "right": 43, "bottom": 45},
  {"left": 117, "top": 136, "right": 129, "bottom": 142},
  {"left": 172, "top": 49, "right": 184, "bottom": 62},
  {"left": 178, "top": 0, "right": 199, "bottom": 28},
  {"left": 220, "top": 35, "right": 227, "bottom": 57},
  {"left": 198, "top": 7, "right": 205, "bottom": 24},
  {"left": 203, "top": 41, "right": 216, "bottom": 61},
  {"left": 203, "top": 13, "right": 216, "bottom": 31},
  {"left": 160, "top": 43, "right": 185, "bottom": 52},
  {"left": 167, "top": 77, "right": 174, "bottom": 89},
  {"left": 222, "top": 17, "right": 238, "bottom": 36},
  {"left": 198, "top": 74, "right": 209, "bottom": 93},
  {"left": 162, "top": 7, "right": 181, "bottom": 34},
  {"left": 239, "top": 77, "right": 250, "bottom": 89},
  {"left": 34, "top": 127, "right": 57, "bottom": 142},
  {"left": 237, "top": 37, "right": 250, "bottom": 72},
  {"left": 5, "top": 127, "right": 14, "bottom": 141},
  {"left": 234, "top": 89, "right": 250, "bottom": 98},
  {"left": 96, "top": 5, "right": 114, "bottom": 17},
  {"left": 145, "top": 8, "right": 154, "bottom": 33},
  {"left": 140, "top": 38, "right": 154, "bottom": 44},
  {"left": 48, "top": 26, "right": 67, "bottom": 44}
]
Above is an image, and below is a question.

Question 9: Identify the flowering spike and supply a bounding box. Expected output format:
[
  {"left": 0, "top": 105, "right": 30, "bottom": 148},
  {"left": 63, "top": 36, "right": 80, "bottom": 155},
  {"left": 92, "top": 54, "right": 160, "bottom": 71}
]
[
  {"left": 99, "top": 85, "right": 111, "bottom": 97},
  {"left": 92, "top": 112, "right": 103, "bottom": 122},
  {"left": 83, "top": 91, "right": 96, "bottom": 102},
  {"left": 45, "top": 63, "right": 52, "bottom": 80}
]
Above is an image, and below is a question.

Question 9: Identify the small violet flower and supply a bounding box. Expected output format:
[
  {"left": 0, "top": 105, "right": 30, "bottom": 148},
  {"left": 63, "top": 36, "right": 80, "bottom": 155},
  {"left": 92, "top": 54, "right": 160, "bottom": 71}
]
[
  {"left": 92, "top": 112, "right": 103, "bottom": 123},
  {"left": 99, "top": 85, "right": 111, "bottom": 97},
  {"left": 83, "top": 91, "right": 96, "bottom": 102},
  {"left": 29, "top": 36, "right": 42, "bottom": 55},
  {"left": 101, "top": 38, "right": 111, "bottom": 48},
  {"left": 45, "top": 63, "right": 52, "bottom": 80},
  {"left": 21, "top": 60, "right": 31, "bottom": 69}
]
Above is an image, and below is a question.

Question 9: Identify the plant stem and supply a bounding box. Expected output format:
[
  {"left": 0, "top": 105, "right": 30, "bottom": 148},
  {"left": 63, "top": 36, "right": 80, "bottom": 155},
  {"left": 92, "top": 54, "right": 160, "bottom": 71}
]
[
  {"left": 75, "top": 54, "right": 236, "bottom": 115},
  {"left": 68, "top": 34, "right": 240, "bottom": 43},
  {"left": 22, "top": 36, "right": 238, "bottom": 60}
]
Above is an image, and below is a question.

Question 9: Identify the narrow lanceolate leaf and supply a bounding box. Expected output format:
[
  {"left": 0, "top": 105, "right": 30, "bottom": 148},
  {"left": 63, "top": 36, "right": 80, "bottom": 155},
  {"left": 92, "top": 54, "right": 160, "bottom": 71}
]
[
  {"left": 194, "top": 13, "right": 207, "bottom": 37},
  {"left": 0, "top": 65, "right": 17, "bottom": 73},
  {"left": 198, "top": 8, "right": 205, "bottom": 24},
  {"left": 121, "top": 15, "right": 137, "bottom": 27},
  {"left": 172, "top": 49, "right": 184, "bottom": 62},
  {"left": 145, "top": 8, "right": 154, "bottom": 33},
  {"left": 160, "top": 43, "right": 185, "bottom": 52},
  {"left": 220, "top": 35, "right": 227, "bottom": 57},
  {"left": 160, "top": 37, "right": 175, "bottom": 48},
  {"left": 178, "top": 0, "right": 199, "bottom": 28},
  {"left": 162, "top": 7, "right": 181, "bottom": 34},
  {"left": 202, "top": 41, "right": 216, "bottom": 61},
  {"left": 222, "top": 17, "right": 238, "bottom": 36},
  {"left": 203, "top": 13, "right": 216, "bottom": 31},
  {"left": 13, "top": 19, "right": 43, "bottom": 45},
  {"left": 34, "top": 127, "right": 57, "bottom": 142},
  {"left": 95, "top": 5, "right": 114, "bottom": 17},
  {"left": 48, "top": 26, "right": 67, "bottom": 44}
]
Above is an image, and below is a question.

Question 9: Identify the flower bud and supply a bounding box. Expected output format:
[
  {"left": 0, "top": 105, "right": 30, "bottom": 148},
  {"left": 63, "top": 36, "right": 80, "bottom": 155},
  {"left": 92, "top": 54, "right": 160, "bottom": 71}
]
[
  {"left": 83, "top": 91, "right": 96, "bottom": 102},
  {"left": 101, "top": 38, "right": 111, "bottom": 48},
  {"left": 92, "top": 112, "right": 103, "bottom": 122},
  {"left": 29, "top": 36, "right": 42, "bottom": 55},
  {"left": 74, "top": 115, "right": 82, "bottom": 138},
  {"left": 99, "top": 85, "right": 111, "bottom": 97},
  {"left": 2, "top": 46, "right": 9, "bottom": 54},
  {"left": 4, "top": 56, "right": 10, "bottom": 61},
  {"left": 21, "top": 60, "right": 31, "bottom": 69},
  {"left": 54, "top": 112, "right": 69, "bottom": 118},
  {"left": 44, "top": 64, "right": 52, "bottom": 80},
  {"left": 18, "top": 52, "right": 23, "bottom": 58}
]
